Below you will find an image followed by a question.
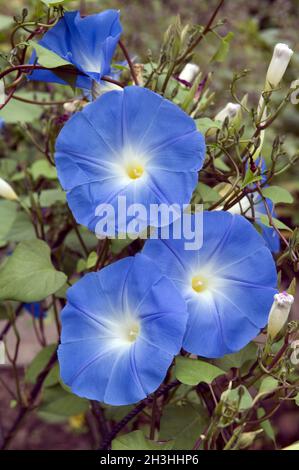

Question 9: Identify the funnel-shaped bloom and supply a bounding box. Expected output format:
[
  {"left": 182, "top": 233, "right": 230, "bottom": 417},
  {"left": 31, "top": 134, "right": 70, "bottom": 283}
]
[
  {"left": 29, "top": 10, "right": 122, "bottom": 90},
  {"left": 58, "top": 254, "right": 188, "bottom": 405},
  {"left": 143, "top": 211, "right": 277, "bottom": 358},
  {"left": 55, "top": 86, "right": 205, "bottom": 236}
]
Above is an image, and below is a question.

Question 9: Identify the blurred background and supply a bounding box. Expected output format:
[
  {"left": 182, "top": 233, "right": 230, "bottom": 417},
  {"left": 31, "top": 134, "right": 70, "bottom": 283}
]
[{"left": 0, "top": 0, "right": 299, "bottom": 450}]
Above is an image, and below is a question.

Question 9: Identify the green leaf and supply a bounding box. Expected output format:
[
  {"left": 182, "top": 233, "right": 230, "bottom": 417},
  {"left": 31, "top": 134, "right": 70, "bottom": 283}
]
[
  {"left": 181, "top": 73, "right": 203, "bottom": 112},
  {"left": 192, "top": 182, "right": 220, "bottom": 205},
  {"left": 86, "top": 251, "right": 97, "bottom": 269},
  {"left": 259, "top": 215, "right": 292, "bottom": 232},
  {"left": 110, "top": 237, "right": 133, "bottom": 255},
  {"left": 196, "top": 117, "right": 222, "bottom": 135},
  {"left": 29, "top": 41, "right": 71, "bottom": 69},
  {"left": 7, "top": 212, "right": 36, "bottom": 242},
  {"left": 159, "top": 403, "right": 209, "bottom": 450},
  {"left": 175, "top": 356, "right": 225, "bottom": 385},
  {"left": 0, "top": 93, "right": 46, "bottom": 123},
  {"left": 214, "top": 158, "right": 230, "bottom": 172},
  {"left": 241, "top": 168, "right": 262, "bottom": 189},
  {"left": 54, "top": 283, "right": 68, "bottom": 300},
  {"left": 221, "top": 385, "right": 253, "bottom": 411},
  {"left": 237, "top": 429, "right": 263, "bottom": 449},
  {"left": 0, "top": 159, "right": 17, "bottom": 179},
  {"left": 104, "top": 405, "right": 133, "bottom": 421},
  {"left": 259, "top": 376, "right": 279, "bottom": 395},
  {"left": 43, "top": 363, "right": 60, "bottom": 388},
  {"left": 287, "top": 278, "right": 296, "bottom": 297},
  {"left": 0, "top": 240, "right": 67, "bottom": 302},
  {"left": 112, "top": 430, "right": 173, "bottom": 451},
  {"left": 38, "top": 384, "right": 89, "bottom": 422},
  {"left": 25, "top": 344, "right": 57, "bottom": 384},
  {"left": 212, "top": 32, "right": 234, "bottom": 62},
  {"left": 257, "top": 408, "right": 276, "bottom": 443},
  {"left": 262, "top": 186, "right": 293, "bottom": 204},
  {"left": 76, "top": 251, "right": 98, "bottom": 273},
  {"left": 30, "top": 160, "right": 57, "bottom": 181},
  {"left": 39, "top": 189, "right": 66, "bottom": 207},
  {"left": 213, "top": 342, "right": 257, "bottom": 372},
  {"left": 0, "top": 200, "right": 18, "bottom": 244},
  {"left": 65, "top": 228, "right": 97, "bottom": 256},
  {"left": 76, "top": 258, "right": 87, "bottom": 274}
]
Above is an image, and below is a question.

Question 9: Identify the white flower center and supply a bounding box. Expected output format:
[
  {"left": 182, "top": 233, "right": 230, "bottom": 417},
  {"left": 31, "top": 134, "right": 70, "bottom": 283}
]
[{"left": 108, "top": 315, "right": 141, "bottom": 349}]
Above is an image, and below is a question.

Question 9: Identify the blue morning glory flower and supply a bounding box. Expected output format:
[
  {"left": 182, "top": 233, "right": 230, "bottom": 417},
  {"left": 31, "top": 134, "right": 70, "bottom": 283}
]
[
  {"left": 143, "top": 211, "right": 277, "bottom": 358},
  {"left": 58, "top": 254, "right": 188, "bottom": 405},
  {"left": 55, "top": 86, "right": 205, "bottom": 236},
  {"left": 29, "top": 10, "right": 122, "bottom": 90}
]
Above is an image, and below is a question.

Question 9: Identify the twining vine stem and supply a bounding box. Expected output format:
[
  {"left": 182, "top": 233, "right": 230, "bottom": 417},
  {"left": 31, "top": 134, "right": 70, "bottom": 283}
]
[{"left": 1, "top": 350, "right": 58, "bottom": 450}]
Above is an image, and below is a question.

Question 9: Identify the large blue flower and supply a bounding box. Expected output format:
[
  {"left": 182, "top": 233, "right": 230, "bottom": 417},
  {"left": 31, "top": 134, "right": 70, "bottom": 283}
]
[
  {"left": 58, "top": 254, "right": 188, "bottom": 405},
  {"left": 55, "top": 86, "right": 205, "bottom": 235},
  {"left": 143, "top": 211, "right": 277, "bottom": 358},
  {"left": 29, "top": 10, "right": 122, "bottom": 90}
]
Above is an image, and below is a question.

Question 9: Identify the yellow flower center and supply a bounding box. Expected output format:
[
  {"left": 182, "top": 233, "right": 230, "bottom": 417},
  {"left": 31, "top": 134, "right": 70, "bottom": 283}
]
[
  {"left": 126, "top": 322, "right": 140, "bottom": 342},
  {"left": 192, "top": 275, "right": 208, "bottom": 293},
  {"left": 126, "top": 163, "right": 144, "bottom": 180}
]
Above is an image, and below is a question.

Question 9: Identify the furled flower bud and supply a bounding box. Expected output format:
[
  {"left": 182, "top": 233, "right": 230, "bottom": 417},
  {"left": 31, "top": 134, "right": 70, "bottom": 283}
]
[
  {"left": 215, "top": 102, "right": 241, "bottom": 123},
  {"left": 178, "top": 63, "right": 200, "bottom": 84},
  {"left": 92, "top": 80, "right": 123, "bottom": 100},
  {"left": 0, "top": 80, "right": 5, "bottom": 105},
  {"left": 0, "top": 177, "right": 18, "bottom": 201},
  {"left": 266, "top": 43, "right": 293, "bottom": 89},
  {"left": 268, "top": 292, "right": 294, "bottom": 340},
  {"left": 63, "top": 99, "right": 82, "bottom": 114}
]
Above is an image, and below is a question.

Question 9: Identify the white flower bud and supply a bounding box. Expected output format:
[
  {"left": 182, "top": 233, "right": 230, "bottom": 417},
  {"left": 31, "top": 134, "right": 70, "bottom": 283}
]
[
  {"left": 268, "top": 292, "right": 294, "bottom": 340},
  {"left": 0, "top": 80, "right": 5, "bottom": 105},
  {"left": 178, "top": 63, "right": 200, "bottom": 83},
  {"left": 266, "top": 43, "right": 293, "bottom": 89},
  {"left": 92, "top": 81, "right": 122, "bottom": 100},
  {"left": 0, "top": 177, "right": 18, "bottom": 201},
  {"left": 63, "top": 100, "right": 81, "bottom": 114},
  {"left": 215, "top": 102, "right": 241, "bottom": 123}
]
